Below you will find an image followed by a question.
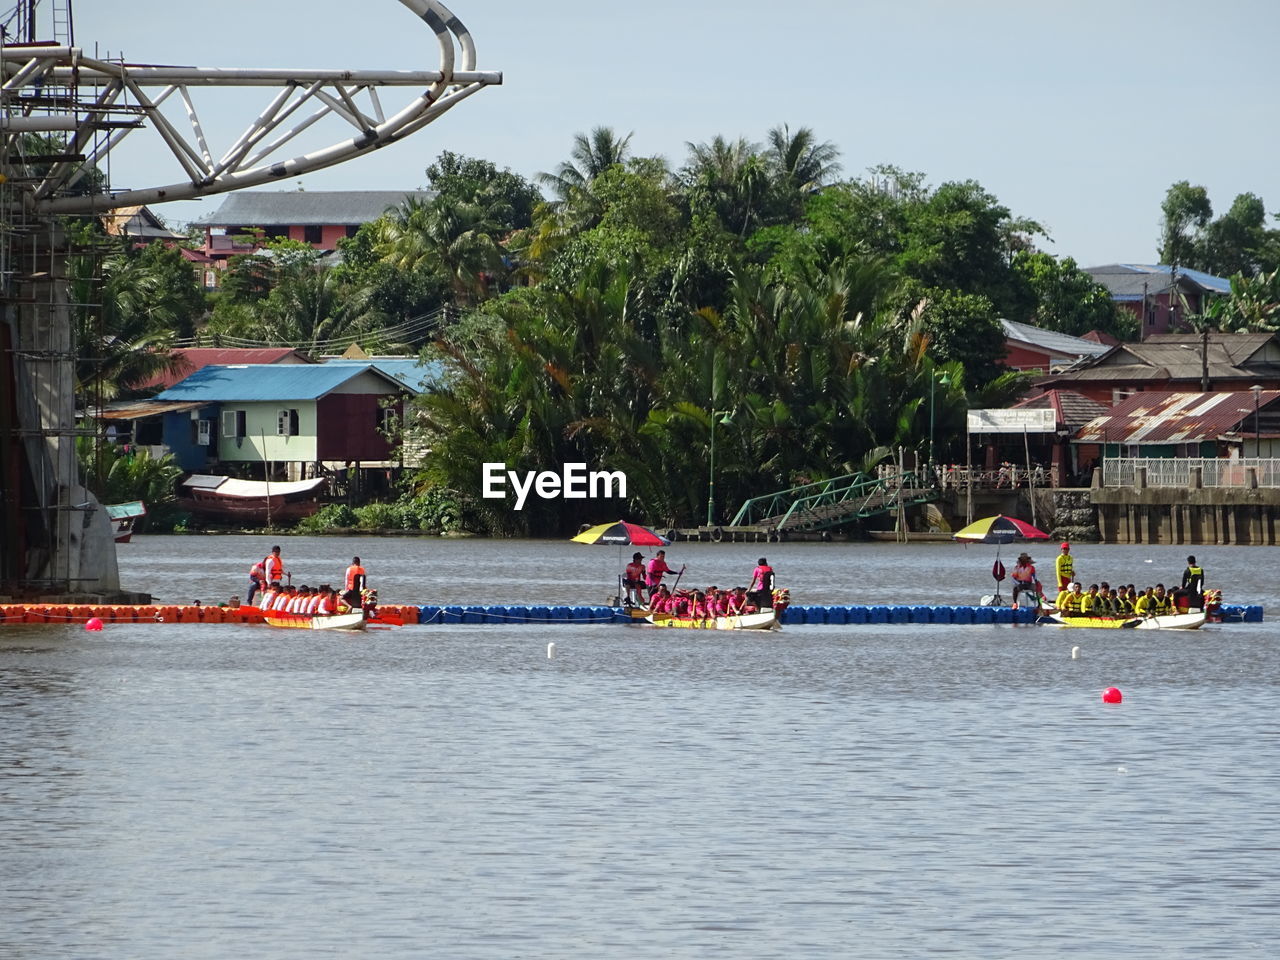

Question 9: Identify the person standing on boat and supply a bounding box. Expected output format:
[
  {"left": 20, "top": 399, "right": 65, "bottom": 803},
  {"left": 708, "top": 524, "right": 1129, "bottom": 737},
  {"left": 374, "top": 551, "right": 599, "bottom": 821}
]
[
  {"left": 345, "top": 557, "right": 367, "bottom": 594},
  {"left": 623, "top": 553, "right": 647, "bottom": 606},
  {"left": 263, "top": 545, "right": 287, "bottom": 590},
  {"left": 1178, "top": 555, "right": 1205, "bottom": 608},
  {"left": 1055, "top": 542, "right": 1074, "bottom": 592},
  {"left": 748, "top": 558, "right": 776, "bottom": 609},
  {"left": 645, "top": 550, "right": 677, "bottom": 602}
]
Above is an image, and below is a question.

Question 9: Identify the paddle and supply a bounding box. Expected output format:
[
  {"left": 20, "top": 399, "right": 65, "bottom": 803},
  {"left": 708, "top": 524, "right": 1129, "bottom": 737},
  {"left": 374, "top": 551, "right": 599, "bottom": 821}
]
[{"left": 670, "top": 564, "right": 687, "bottom": 593}]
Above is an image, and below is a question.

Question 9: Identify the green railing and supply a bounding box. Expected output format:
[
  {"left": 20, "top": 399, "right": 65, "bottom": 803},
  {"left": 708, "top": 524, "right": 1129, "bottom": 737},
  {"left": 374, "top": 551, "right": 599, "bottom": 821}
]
[{"left": 729, "top": 471, "right": 938, "bottom": 532}]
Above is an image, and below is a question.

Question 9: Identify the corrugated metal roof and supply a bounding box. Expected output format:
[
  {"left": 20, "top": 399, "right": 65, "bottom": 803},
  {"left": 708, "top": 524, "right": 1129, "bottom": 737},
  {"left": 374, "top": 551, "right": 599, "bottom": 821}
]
[
  {"left": 1074, "top": 390, "right": 1280, "bottom": 444},
  {"left": 1083, "top": 263, "right": 1232, "bottom": 297},
  {"left": 1050, "top": 333, "right": 1280, "bottom": 383},
  {"left": 1000, "top": 320, "right": 1111, "bottom": 359},
  {"left": 134, "top": 347, "right": 312, "bottom": 391},
  {"left": 1013, "top": 389, "right": 1109, "bottom": 429},
  {"left": 194, "top": 190, "right": 431, "bottom": 227},
  {"left": 322, "top": 357, "right": 442, "bottom": 393},
  {"left": 97, "top": 400, "right": 205, "bottom": 420},
  {"left": 155, "top": 363, "right": 406, "bottom": 402}
]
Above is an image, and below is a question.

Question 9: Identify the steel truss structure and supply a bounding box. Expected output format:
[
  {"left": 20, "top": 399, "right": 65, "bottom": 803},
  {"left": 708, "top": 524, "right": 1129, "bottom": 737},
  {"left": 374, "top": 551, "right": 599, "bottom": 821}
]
[
  {"left": 3, "top": 0, "right": 501, "bottom": 213},
  {"left": 0, "top": 0, "right": 497, "bottom": 596}
]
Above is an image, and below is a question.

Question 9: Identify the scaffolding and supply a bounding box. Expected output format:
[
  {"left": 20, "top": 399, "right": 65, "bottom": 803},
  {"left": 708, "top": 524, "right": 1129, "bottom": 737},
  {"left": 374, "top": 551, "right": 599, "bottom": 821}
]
[{"left": 3, "top": 0, "right": 498, "bottom": 598}]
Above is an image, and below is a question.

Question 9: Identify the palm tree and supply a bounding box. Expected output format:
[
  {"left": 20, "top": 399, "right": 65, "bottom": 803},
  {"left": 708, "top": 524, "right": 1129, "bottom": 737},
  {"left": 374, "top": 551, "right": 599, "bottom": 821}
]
[
  {"left": 376, "top": 194, "right": 507, "bottom": 306},
  {"left": 531, "top": 127, "right": 635, "bottom": 258},
  {"left": 681, "top": 135, "right": 767, "bottom": 237},
  {"left": 763, "top": 124, "right": 842, "bottom": 220},
  {"left": 537, "top": 126, "right": 634, "bottom": 207}
]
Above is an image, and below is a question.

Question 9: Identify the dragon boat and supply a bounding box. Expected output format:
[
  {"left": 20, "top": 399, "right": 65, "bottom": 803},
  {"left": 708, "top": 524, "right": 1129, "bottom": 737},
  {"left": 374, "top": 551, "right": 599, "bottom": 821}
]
[{"left": 1043, "top": 611, "right": 1206, "bottom": 630}]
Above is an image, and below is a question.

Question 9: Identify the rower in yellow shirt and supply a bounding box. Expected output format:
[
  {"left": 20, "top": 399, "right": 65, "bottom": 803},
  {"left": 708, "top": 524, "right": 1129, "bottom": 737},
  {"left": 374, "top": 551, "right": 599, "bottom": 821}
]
[{"left": 1055, "top": 581, "right": 1084, "bottom": 615}]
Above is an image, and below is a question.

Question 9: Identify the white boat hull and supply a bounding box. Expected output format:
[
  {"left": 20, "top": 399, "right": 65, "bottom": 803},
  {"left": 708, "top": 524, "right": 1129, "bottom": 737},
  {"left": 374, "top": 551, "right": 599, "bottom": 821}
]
[
  {"left": 645, "top": 610, "right": 780, "bottom": 631},
  {"left": 263, "top": 611, "right": 366, "bottom": 631}
]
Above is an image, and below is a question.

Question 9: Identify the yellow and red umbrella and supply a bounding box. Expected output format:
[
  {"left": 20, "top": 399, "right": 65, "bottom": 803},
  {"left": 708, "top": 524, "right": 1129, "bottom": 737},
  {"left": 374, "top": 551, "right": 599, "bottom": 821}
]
[
  {"left": 954, "top": 515, "right": 1049, "bottom": 603},
  {"left": 571, "top": 520, "right": 670, "bottom": 547},
  {"left": 572, "top": 520, "right": 672, "bottom": 607},
  {"left": 953, "top": 514, "right": 1049, "bottom": 544}
]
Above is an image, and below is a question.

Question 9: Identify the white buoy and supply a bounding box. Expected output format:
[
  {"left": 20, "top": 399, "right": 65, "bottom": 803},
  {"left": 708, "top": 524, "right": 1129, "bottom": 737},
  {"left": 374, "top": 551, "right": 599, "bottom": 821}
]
[
  {"left": 547, "top": 642, "right": 556, "bottom": 659},
  {"left": 1071, "top": 646, "right": 1081, "bottom": 659}
]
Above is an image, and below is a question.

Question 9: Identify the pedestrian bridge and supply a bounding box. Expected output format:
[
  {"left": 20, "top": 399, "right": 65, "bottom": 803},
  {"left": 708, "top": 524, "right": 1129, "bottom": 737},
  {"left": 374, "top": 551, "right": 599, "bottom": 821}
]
[{"left": 727, "top": 470, "right": 939, "bottom": 535}]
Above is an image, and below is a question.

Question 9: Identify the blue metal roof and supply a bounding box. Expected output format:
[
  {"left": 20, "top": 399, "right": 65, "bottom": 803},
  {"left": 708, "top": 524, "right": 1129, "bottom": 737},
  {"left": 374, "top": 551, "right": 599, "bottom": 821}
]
[
  {"left": 155, "top": 363, "right": 405, "bottom": 402},
  {"left": 323, "top": 358, "right": 442, "bottom": 393},
  {"left": 1120, "top": 264, "right": 1232, "bottom": 294}
]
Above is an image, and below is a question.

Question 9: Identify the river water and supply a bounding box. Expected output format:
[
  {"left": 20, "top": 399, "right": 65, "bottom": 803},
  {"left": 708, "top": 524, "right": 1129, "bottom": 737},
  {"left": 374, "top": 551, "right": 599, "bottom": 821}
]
[{"left": 3, "top": 536, "right": 1278, "bottom": 958}]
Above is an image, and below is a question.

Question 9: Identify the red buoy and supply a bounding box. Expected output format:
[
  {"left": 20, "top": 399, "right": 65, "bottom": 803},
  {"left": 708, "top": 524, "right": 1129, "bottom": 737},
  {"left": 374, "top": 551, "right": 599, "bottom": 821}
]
[
  {"left": 84, "top": 617, "right": 104, "bottom": 631},
  {"left": 1102, "top": 686, "right": 1123, "bottom": 704}
]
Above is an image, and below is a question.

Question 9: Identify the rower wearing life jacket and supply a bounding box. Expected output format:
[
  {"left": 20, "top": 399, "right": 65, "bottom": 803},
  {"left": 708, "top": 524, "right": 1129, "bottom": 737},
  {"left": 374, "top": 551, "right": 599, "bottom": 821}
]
[
  {"left": 1080, "top": 584, "right": 1102, "bottom": 614},
  {"left": 1056, "top": 581, "right": 1084, "bottom": 614}
]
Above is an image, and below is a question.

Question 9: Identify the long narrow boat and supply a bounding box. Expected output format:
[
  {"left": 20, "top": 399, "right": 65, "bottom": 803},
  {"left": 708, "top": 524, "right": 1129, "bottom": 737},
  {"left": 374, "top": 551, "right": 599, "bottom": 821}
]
[
  {"left": 263, "top": 611, "right": 367, "bottom": 631},
  {"left": 1045, "top": 611, "right": 1206, "bottom": 630},
  {"left": 645, "top": 610, "right": 780, "bottom": 631}
]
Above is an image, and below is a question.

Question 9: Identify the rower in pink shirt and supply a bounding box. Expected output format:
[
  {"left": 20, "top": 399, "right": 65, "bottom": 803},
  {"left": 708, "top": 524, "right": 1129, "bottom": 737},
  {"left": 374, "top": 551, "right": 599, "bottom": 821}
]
[{"left": 645, "top": 550, "right": 678, "bottom": 600}]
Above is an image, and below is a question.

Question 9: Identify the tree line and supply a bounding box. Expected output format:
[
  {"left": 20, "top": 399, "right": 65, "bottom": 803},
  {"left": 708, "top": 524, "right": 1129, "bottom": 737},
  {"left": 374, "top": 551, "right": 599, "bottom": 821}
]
[{"left": 68, "top": 127, "right": 1280, "bottom": 533}]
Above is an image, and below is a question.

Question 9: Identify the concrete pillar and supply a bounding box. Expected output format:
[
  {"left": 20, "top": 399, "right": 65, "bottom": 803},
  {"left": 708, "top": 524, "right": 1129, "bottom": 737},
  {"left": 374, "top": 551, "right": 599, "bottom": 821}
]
[{"left": 1189, "top": 466, "right": 1202, "bottom": 490}]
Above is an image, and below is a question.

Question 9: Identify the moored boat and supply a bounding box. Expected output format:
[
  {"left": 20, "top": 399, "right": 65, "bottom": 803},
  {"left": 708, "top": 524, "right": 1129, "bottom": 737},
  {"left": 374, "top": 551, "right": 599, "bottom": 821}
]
[
  {"left": 645, "top": 610, "right": 780, "bottom": 631},
  {"left": 106, "top": 501, "right": 147, "bottom": 542},
  {"left": 263, "top": 610, "right": 366, "bottom": 631},
  {"left": 1045, "top": 611, "right": 1206, "bottom": 630}
]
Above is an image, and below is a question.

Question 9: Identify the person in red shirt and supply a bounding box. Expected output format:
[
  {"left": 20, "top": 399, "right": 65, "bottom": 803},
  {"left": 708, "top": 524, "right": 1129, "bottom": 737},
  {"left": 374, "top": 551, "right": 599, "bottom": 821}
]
[{"left": 622, "top": 552, "right": 647, "bottom": 606}]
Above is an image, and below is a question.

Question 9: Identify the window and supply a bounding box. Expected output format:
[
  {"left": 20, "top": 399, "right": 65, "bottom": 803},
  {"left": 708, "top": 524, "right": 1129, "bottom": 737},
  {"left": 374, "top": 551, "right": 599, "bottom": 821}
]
[
  {"left": 345, "top": 225, "right": 360, "bottom": 238},
  {"left": 377, "top": 406, "right": 399, "bottom": 436},
  {"left": 303, "top": 224, "right": 322, "bottom": 244},
  {"left": 222, "top": 410, "right": 246, "bottom": 438},
  {"left": 191, "top": 419, "right": 213, "bottom": 445},
  {"left": 276, "top": 408, "right": 299, "bottom": 437}
]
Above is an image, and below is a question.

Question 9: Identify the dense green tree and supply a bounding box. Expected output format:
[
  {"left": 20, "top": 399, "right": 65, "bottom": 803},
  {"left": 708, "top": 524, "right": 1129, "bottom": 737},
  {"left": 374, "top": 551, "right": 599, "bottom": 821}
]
[
  {"left": 1158, "top": 180, "right": 1213, "bottom": 268},
  {"left": 1012, "top": 251, "right": 1135, "bottom": 340},
  {"left": 680, "top": 135, "right": 768, "bottom": 238},
  {"left": 68, "top": 226, "right": 205, "bottom": 404},
  {"left": 425, "top": 150, "right": 541, "bottom": 231}
]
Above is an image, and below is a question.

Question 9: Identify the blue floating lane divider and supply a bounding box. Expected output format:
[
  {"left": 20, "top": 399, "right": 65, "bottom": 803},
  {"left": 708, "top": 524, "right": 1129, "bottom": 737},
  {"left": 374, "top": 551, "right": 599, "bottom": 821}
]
[{"left": 403, "top": 602, "right": 1262, "bottom": 624}]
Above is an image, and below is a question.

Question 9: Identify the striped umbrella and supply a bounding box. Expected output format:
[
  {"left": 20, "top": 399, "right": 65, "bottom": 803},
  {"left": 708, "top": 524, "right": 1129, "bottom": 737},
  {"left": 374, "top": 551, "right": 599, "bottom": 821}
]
[
  {"left": 953, "top": 515, "right": 1049, "bottom": 604},
  {"left": 571, "top": 520, "right": 670, "bottom": 546},
  {"left": 953, "top": 514, "right": 1049, "bottom": 544}
]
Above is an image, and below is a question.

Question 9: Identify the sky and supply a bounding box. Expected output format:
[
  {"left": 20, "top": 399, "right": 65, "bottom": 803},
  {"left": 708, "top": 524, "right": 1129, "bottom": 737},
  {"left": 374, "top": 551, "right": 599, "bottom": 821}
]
[{"left": 66, "top": 0, "right": 1280, "bottom": 267}]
